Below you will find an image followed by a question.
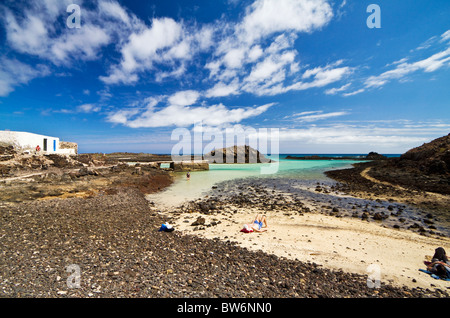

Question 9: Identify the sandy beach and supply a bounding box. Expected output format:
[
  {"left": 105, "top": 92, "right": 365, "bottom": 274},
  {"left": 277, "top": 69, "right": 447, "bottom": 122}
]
[
  {"left": 153, "top": 168, "right": 450, "bottom": 293},
  {"left": 166, "top": 206, "right": 450, "bottom": 291}
]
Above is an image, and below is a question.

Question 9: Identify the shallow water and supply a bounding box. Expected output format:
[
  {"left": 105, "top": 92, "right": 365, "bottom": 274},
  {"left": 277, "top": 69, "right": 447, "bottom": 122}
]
[
  {"left": 146, "top": 158, "right": 361, "bottom": 208},
  {"left": 146, "top": 157, "right": 450, "bottom": 236}
]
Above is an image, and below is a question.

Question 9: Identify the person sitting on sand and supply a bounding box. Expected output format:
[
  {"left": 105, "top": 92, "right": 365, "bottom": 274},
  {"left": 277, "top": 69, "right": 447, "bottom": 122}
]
[
  {"left": 431, "top": 247, "right": 449, "bottom": 265},
  {"left": 426, "top": 247, "right": 450, "bottom": 279},
  {"left": 241, "top": 214, "right": 268, "bottom": 233},
  {"left": 427, "top": 261, "right": 450, "bottom": 279}
]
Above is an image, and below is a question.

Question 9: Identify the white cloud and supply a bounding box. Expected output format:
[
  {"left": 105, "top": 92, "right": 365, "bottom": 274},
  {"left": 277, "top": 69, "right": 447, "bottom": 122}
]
[
  {"left": 98, "top": 16, "right": 187, "bottom": 84},
  {"left": 107, "top": 92, "right": 274, "bottom": 128},
  {"left": 248, "top": 45, "right": 264, "bottom": 62},
  {"left": 238, "top": 0, "right": 333, "bottom": 44},
  {"left": 277, "top": 126, "right": 428, "bottom": 145},
  {"left": 98, "top": 0, "right": 132, "bottom": 26},
  {"left": 3, "top": 0, "right": 345, "bottom": 98},
  {"left": 325, "top": 83, "right": 351, "bottom": 95},
  {"left": 99, "top": 67, "right": 139, "bottom": 85},
  {"left": 121, "top": 18, "right": 182, "bottom": 72},
  {"left": 246, "top": 63, "right": 353, "bottom": 96},
  {"left": 3, "top": 1, "right": 116, "bottom": 66},
  {"left": 0, "top": 58, "right": 50, "bottom": 96},
  {"left": 168, "top": 90, "right": 200, "bottom": 107},
  {"left": 365, "top": 48, "right": 450, "bottom": 88},
  {"left": 292, "top": 111, "right": 321, "bottom": 117},
  {"left": 107, "top": 108, "right": 140, "bottom": 125},
  {"left": 245, "top": 51, "right": 296, "bottom": 83},
  {"left": 272, "top": 122, "right": 450, "bottom": 153},
  {"left": 297, "top": 65, "right": 351, "bottom": 88},
  {"left": 342, "top": 88, "right": 365, "bottom": 97},
  {"left": 53, "top": 103, "right": 102, "bottom": 114},
  {"left": 51, "top": 25, "right": 110, "bottom": 64},
  {"left": 223, "top": 48, "right": 246, "bottom": 69},
  {"left": 294, "top": 111, "right": 348, "bottom": 122},
  {"left": 205, "top": 80, "right": 240, "bottom": 98},
  {"left": 441, "top": 30, "right": 450, "bottom": 43},
  {"left": 201, "top": 1, "right": 340, "bottom": 98},
  {"left": 100, "top": 15, "right": 216, "bottom": 85},
  {"left": 77, "top": 104, "right": 101, "bottom": 113},
  {"left": 4, "top": 10, "right": 49, "bottom": 56}
]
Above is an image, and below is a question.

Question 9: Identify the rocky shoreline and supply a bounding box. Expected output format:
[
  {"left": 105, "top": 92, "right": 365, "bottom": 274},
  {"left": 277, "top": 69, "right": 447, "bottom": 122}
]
[
  {"left": 176, "top": 176, "right": 449, "bottom": 238},
  {"left": 1, "top": 150, "right": 449, "bottom": 298},
  {"left": 325, "top": 162, "right": 450, "bottom": 235},
  {"left": 1, "top": 187, "right": 448, "bottom": 298}
]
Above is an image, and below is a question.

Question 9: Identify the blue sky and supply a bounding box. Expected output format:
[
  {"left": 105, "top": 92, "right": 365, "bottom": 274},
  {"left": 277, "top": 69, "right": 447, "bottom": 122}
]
[{"left": 0, "top": 0, "right": 449, "bottom": 154}]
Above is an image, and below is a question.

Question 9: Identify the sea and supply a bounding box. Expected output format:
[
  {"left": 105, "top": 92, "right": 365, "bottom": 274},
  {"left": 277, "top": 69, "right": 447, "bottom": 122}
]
[{"left": 148, "top": 154, "right": 400, "bottom": 208}]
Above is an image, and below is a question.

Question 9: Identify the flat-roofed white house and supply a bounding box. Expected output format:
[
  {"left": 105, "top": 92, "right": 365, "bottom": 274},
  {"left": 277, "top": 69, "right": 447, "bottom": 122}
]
[{"left": 0, "top": 131, "right": 77, "bottom": 155}]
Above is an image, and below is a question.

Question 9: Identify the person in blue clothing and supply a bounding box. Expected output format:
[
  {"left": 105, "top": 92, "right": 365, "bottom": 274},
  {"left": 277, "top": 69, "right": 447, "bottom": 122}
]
[
  {"left": 241, "top": 214, "right": 269, "bottom": 233},
  {"left": 251, "top": 214, "right": 268, "bottom": 232}
]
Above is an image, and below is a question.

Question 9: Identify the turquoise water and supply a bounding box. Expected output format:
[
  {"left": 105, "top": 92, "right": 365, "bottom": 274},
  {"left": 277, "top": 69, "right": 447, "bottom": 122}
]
[{"left": 147, "top": 156, "right": 364, "bottom": 208}]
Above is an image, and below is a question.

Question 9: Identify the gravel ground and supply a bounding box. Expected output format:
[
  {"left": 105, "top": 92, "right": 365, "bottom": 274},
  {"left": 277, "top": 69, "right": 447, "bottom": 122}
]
[{"left": 0, "top": 188, "right": 448, "bottom": 298}]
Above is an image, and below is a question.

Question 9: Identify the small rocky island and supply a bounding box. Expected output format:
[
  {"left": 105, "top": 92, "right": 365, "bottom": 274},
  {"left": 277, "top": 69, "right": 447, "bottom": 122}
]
[{"left": 203, "top": 145, "right": 271, "bottom": 164}]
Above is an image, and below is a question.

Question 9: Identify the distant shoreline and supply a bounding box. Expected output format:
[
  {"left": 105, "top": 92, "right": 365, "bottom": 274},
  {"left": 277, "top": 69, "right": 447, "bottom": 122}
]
[
  {"left": 285, "top": 155, "right": 369, "bottom": 160},
  {"left": 79, "top": 152, "right": 399, "bottom": 163}
]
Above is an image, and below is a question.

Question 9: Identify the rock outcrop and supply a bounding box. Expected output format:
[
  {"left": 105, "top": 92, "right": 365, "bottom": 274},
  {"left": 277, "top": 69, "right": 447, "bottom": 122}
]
[
  {"left": 203, "top": 145, "right": 271, "bottom": 164},
  {"left": 399, "top": 133, "right": 450, "bottom": 175},
  {"left": 365, "top": 152, "right": 387, "bottom": 160},
  {"left": 326, "top": 134, "right": 450, "bottom": 195}
]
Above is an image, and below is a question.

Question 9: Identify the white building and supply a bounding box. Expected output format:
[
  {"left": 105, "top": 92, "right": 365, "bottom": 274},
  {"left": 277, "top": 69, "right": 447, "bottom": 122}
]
[{"left": 0, "top": 131, "right": 77, "bottom": 155}]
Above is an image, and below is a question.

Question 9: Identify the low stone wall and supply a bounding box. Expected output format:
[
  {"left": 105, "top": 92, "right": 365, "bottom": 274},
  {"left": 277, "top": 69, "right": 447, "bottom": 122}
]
[
  {"left": 59, "top": 141, "right": 78, "bottom": 155},
  {"left": 170, "top": 161, "right": 209, "bottom": 172}
]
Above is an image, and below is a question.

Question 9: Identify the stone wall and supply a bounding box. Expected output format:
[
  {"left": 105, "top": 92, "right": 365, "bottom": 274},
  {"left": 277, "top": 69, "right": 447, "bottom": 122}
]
[
  {"left": 59, "top": 141, "right": 78, "bottom": 155},
  {"left": 170, "top": 161, "right": 209, "bottom": 171}
]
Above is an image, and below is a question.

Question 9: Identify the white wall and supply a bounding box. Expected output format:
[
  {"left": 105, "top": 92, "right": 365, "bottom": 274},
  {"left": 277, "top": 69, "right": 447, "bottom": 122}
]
[
  {"left": 57, "top": 148, "right": 76, "bottom": 155},
  {"left": 0, "top": 131, "right": 60, "bottom": 154}
]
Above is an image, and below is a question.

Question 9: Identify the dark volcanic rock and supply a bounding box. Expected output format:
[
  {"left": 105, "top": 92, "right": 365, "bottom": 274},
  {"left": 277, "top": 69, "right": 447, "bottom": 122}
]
[
  {"left": 326, "top": 134, "right": 450, "bottom": 195},
  {"left": 400, "top": 133, "right": 450, "bottom": 175},
  {"left": 366, "top": 152, "right": 387, "bottom": 160},
  {"left": 203, "top": 145, "right": 270, "bottom": 164},
  {"left": 0, "top": 188, "right": 447, "bottom": 298}
]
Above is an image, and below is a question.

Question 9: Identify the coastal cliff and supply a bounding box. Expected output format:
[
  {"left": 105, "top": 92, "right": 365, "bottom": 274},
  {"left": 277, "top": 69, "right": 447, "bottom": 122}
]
[
  {"left": 327, "top": 134, "right": 450, "bottom": 195},
  {"left": 399, "top": 133, "right": 450, "bottom": 175}
]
